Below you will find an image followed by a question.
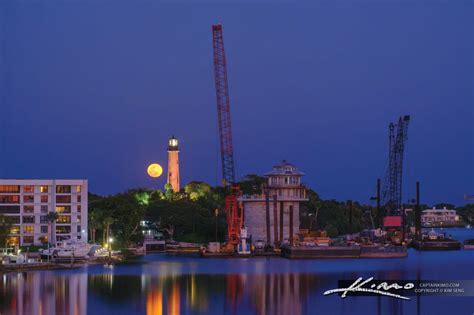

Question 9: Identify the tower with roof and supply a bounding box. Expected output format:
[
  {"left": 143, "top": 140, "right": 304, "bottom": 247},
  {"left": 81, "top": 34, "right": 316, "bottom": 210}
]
[
  {"left": 167, "top": 135, "right": 180, "bottom": 193},
  {"left": 240, "top": 160, "right": 308, "bottom": 246}
]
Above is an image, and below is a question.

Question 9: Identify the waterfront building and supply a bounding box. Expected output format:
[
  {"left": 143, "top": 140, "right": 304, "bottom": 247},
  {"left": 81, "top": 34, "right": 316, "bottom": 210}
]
[
  {"left": 239, "top": 161, "right": 308, "bottom": 246},
  {"left": 421, "top": 206, "right": 460, "bottom": 225},
  {"left": 0, "top": 179, "right": 88, "bottom": 246},
  {"left": 167, "top": 136, "right": 180, "bottom": 193}
]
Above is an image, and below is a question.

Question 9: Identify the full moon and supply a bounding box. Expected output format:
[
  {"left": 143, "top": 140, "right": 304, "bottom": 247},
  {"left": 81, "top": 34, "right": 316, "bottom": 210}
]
[{"left": 147, "top": 163, "right": 163, "bottom": 178}]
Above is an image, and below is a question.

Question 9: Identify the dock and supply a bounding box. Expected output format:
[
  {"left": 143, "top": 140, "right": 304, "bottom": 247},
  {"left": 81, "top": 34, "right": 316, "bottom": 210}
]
[
  {"left": 412, "top": 239, "right": 461, "bottom": 251},
  {"left": 281, "top": 245, "right": 360, "bottom": 259}
]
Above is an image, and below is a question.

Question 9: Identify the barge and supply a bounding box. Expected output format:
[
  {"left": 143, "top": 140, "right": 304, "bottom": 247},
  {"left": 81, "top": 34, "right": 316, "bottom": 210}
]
[
  {"left": 412, "top": 229, "right": 461, "bottom": 251},
  {"left": 463, "top": 239, "right": 474, "bottom": 250},
  {"left": 360, "top": 245, "right": 407, "bottom": 258},
  {"left": 281, "top": 245, "right": 360, "bottom": 259}
]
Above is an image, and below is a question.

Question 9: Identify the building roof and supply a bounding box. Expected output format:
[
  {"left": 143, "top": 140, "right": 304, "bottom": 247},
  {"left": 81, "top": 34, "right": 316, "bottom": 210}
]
[
  {"left": 264, "top": 160, "right": 305, "bottom": 176},
  {"left": 383, "top": 216, "right": 402, "bottom": 227},
  {"left": 423, "top": 209, "right": 456, "bottom": 213},
  {"left": 422, "top": 207, "right": 455, "bottom": 213}
]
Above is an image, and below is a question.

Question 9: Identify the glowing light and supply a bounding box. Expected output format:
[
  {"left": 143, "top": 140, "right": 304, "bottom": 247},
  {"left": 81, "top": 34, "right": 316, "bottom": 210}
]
[
  {"left": 147, "top": 163, "right": 163, "bottom": 178},
  {"left": 147, "top": 290, "right": 163, "bottom": 315}
]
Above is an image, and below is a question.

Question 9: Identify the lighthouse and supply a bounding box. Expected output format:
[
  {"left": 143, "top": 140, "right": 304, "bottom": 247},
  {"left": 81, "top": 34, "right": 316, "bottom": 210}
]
[{"left": 167, "top": 135, "right": 180, "bottom": 192}]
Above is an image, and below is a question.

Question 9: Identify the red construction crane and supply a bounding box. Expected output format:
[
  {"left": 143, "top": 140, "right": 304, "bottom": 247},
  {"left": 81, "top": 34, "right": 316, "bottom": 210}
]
[{"left": 212, "top": 24, "right": 242, "bottom": 247}]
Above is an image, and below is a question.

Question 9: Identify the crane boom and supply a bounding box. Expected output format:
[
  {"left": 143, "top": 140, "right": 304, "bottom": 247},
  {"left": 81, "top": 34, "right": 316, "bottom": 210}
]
[
  {"left": 212, "top": 24, "right": 242, "bottom": 247},
  {"left": 382, "top": 115, "right": 410, "bottom": 213},
  {"left": 212, "top": 24, "right": 236, "bottom": 186}
]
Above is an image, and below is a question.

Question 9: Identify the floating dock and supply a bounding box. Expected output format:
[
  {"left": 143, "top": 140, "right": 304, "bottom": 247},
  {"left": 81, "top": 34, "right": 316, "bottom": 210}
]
[
  {"left": 281, "top": 246, "right": 360, "bottom": 259},
  {"left": 463, "top": 239, "right": 474, "bottom": 250},
  {"left": 412, "top": 239, "right": 461, "bottom": 251},
  {"left": 360, "top": 245, "right": 407, "bottom": 258}
]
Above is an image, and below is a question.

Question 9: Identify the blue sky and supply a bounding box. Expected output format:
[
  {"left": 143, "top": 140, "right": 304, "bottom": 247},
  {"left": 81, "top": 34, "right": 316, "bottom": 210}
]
[{"left": 0, "top": 0, "right": 472, "bottom": 205}]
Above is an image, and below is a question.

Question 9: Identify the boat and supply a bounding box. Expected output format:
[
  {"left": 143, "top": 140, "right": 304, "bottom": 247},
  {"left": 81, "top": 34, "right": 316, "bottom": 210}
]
[
  {"left": 1, "top": 248, "right": 27, "bottom": 264},
  {"left": 40, "top": 239, "right": 98, "bottom": 261},
  {"left": 281, "top": 244, "right": 360, "bottom": 259},
  {"left": 360, "top": 244, "right": 407, "bottom": 258},
  {"left": 463, "top": 239, "right": 474, "bottom": 250},
  {"left": 412, "top": 229, "right": 461, "bottom": 251}
]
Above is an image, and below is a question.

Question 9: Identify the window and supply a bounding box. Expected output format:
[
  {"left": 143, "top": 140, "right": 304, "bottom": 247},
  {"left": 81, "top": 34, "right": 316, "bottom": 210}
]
[
  {"left": 77, "top": 205, "right": 81, "bottom": 212},
  {"left": 40, "top": 216, "right": 48, "bottom": 224},
  {"left": 77, "top": 195, "right": 81, "bottom": 202},
  {"left": 77, "top": 215, "right": 81, "bottom": 223},
  {"left": 0, "top": 206, "right": 20, "bottom": 214},
  {"left": 56, "top": 206, "right": 71, "bottom": 213},
  {"left": 23, "top": 186, "right": 34, "bottom": 193},
  {"left": 23, "top": 236, "right": 34, "bottom": 244},
  {"left": 0, "top": 195, "right": 19, "bottom": 204},
  {"left": 77, "top": 226, "right": 81, "bottom": 233},
  {"left": 0, "top": 185, "right": 20, "bottom": 193},
  {"left": 56, "top": 195, "right": 71, "bottom": 203},
  {"left": 23, "top": 226, "right": 34, "bottom": 233},
  {"left": 41, "top": 195, "right": 48, "bottom": 203},
  {"left": 40, "top": 205, "right": 48, "bottom": 213},
  {"left": 57, "top": 215, "right": 71, "bottom": 224},
  {"left": 23, "top": 205, "right": 34, "bottom": 213},
  {"left": 56, "top": 226, "right": 71, "bottom": 234},
  {"left": 7, "top": 236, "right": 19, "bottom": 246},
  {"left": 8, "top": 216, "right": 20, "bottom": 224},
  {"left": 41, "top": 226, "right": 48, "bottom": 233},
  {"left": 10, "top": 226, "right": 20, "bottom": 234},
  {"left": 23, "top": 195, "right": 34, "bottom": 203},
  {"left": 23, "top": 216, "right": 35, "bottom": 223},
  {"left": 40, "top": 186, "right": 49, "bottom": 193},
  {"left": 76, "top": 185, "right": 82, "bottom": 193},
  {"left": 56, "top": 185, "right": 71, "bottom": 193}
]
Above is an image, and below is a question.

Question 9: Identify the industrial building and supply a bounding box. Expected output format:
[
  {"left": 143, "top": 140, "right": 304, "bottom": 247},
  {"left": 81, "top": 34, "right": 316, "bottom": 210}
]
[
  {"left": 240, "top": 161, "right": 308, "bottom": 246},
  {"left": 0, "top": 179, "right": 88, "bottom": 246}
]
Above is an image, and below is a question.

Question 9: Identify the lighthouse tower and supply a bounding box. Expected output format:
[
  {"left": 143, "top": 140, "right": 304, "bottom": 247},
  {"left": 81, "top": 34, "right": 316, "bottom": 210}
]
[{"left": 167, "top": 135, "right": 180, "bottom": 192}]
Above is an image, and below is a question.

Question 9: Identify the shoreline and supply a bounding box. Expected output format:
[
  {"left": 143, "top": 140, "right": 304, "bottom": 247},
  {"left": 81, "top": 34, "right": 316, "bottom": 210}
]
[{"left": 0, "top": 256, "right": 121, "bottom": 274}]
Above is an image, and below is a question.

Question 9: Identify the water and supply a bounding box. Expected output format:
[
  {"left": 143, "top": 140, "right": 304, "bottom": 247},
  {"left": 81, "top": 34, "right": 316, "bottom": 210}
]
[{"left": 1, "top": 228, "right": 473, "bottom": 315}]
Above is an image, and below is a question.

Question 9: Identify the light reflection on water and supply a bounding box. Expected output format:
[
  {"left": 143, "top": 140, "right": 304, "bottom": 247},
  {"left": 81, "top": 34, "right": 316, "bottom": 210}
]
[
  {"left": 0, "top": 271, "right": 87, "bottom": 315},
  {"left": 0, "top": 228, "right": 473, "bottom": 315}
]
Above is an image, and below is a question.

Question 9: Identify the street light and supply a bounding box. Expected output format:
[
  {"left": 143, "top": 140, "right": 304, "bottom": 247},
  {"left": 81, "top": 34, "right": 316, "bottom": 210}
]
[
  {"left": 214, "top": 209, "right": 219, "bottom": 242},
  {"left": 108, "top": 237, "right": 114, "bottom": 259}
]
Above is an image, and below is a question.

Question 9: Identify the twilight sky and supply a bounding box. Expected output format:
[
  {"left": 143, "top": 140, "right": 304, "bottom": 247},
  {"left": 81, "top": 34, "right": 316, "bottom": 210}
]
[{"left": 0, "top": 0, "right": 472, "bottom": 205}]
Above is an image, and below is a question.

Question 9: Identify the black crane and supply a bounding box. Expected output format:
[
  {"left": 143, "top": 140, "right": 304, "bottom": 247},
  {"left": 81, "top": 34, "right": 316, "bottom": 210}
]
[{"left": 382, "top": 115, "right": 411, "bottom": 215}]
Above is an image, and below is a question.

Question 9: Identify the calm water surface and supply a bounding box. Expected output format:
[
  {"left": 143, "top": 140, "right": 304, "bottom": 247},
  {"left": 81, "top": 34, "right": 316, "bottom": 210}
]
[{"left": 1, "top": 228, "right": 473, "bottom": 315}]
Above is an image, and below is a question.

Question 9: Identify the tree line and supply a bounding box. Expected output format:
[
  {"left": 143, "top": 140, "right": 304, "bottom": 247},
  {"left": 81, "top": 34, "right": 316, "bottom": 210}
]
[{"left": 1, "top": 175, "right": 472, "bottom": 247}]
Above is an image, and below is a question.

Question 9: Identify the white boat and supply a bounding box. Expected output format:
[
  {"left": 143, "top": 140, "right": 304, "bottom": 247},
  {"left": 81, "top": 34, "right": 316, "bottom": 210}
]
[
  {"left": 1, "top": 248, "right": 26, "bottom": 264},
  {"left": 40, "top": 239, "right": 98, "bottom": 260}
]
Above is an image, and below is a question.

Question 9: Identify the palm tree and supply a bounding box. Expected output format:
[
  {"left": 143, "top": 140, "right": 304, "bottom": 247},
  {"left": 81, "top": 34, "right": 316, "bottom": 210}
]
[
  {"left": 46, "top": 211, "right": 59, "bottom": 246},
  {"left": 103, "top": 216, "right": 115, "bottom": 247},
  {"left": 88, "top": 211, "right": 101, "bottom": 243}
]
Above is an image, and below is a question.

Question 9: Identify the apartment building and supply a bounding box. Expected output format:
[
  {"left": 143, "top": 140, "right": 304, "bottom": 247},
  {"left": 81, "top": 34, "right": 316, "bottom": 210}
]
[{"left": 0, "top": 179, "right": 88, "bottom": 246}]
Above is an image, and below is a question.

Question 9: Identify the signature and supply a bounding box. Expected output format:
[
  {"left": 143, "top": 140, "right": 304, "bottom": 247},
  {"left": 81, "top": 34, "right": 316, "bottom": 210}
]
[{"left": 324, "top": 277, "right": 414, "bottom": 300}]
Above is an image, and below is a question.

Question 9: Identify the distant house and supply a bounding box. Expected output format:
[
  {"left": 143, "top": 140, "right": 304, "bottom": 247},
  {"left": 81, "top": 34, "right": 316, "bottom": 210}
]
[{"left": 421, "top": 207, "right": 460, "bottom": 225}]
